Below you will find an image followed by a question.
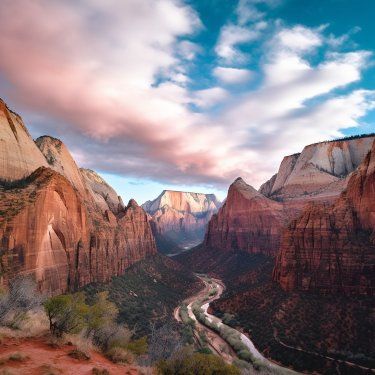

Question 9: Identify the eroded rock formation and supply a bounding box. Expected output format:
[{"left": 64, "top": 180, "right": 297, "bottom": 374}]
[
  {"left": 142, "top": 190, "right": 221, "bottom": 252},
  {"left": 260, "top": 138, "right": 374, "bottom": 200},
  {"left": 0, "top": 99, "right": 156, "bottom": 294},
  {"left": 273, "top": 140, "right": 375, "bottom": 294},
  {"left": 205, "top": 178, "right": 284, "bottom": 256}
]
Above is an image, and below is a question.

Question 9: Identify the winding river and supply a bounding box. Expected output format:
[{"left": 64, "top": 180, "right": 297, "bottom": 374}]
[{"left": 175, "top": 275, "right": 299, "bottom": 374}]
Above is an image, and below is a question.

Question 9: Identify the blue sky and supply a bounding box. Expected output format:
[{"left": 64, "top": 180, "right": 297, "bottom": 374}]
[{"left": 0, "top": 0, "right": 374, "bottom": 204}]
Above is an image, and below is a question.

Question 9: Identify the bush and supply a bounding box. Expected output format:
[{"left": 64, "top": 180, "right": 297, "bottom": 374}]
[
  {"left": 106, "top": 347, "right": 134, "bottom": 364},
  {"left": 44, "top": 291, "right": 118, "bottom": 338},
  {"left": 44, "top": 293, "right": 89, "bottom": 337},
  {"left": 93, "top": 324, "right": 132, "bottom": 352},
  {"left": 157, "top": 347, "right": 240, "bottom": 375},
  {"left": 0, "top": 277, "right": 42, "bottom": 327},
  {"left": 125, "top": 336, "right": 148, "bottom": 355}
]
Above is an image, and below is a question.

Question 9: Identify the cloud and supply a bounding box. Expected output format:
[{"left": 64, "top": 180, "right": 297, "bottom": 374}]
[
  {"left": 191, "top": 87, "right": 228, "bottom": 108},
  {"left": 213, "top": 67, "right": 253, "bottom": 84},
  {"left": 0, "top": 1, "right": 374, "bottom": 191},
  {"left": 215, "top": 23, "right": 265, "bottom": 63}
]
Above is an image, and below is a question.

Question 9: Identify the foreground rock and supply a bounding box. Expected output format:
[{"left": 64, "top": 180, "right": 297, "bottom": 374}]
[{"left": 0, "top": 99, "right": 156, "bottom": 294}]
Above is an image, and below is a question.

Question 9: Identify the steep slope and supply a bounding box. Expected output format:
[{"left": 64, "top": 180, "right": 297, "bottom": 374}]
[
  {"left": 0, "top": 100, "right": 156, "bottom": 294},
  {"left": 205, "top": 178, "right": 284, "bottom": 256},
  {"left": 80, "top": 168, "right": 125, "bottom": 215},
  {"left": 35, "top": 136, "right": 87, "bottom": 196},
  {"left": 0, "top": 99, "right": 48, "bottom": 181},
  {"left": 260, "top": 136, "right": 374, "bottom": 200},
  {"left": 142, "top": 190, "right": 221, "bottom": 253},
  {"left": 273, "top": 140, "right": 375, "bottom": 294}
]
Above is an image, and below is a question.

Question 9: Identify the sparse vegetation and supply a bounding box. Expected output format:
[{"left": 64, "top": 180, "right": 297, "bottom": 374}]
[{"left": 156, "top": 346, "right": 240, "bottom": 375}]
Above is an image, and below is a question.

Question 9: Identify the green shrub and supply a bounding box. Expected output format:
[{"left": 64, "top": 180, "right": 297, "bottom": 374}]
[
  {"left": 106, "top": 347, "right": 134, "bottom": 364},
  {"left": 157, "top": 347, "right": 240, "bottom": 375}
]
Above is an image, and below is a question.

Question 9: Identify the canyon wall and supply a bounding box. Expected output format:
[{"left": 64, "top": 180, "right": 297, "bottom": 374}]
[
  {"left": 205, "top": 178, "right": 285, "bottom": 256},
  {"left": 204, "top": 136, "right": 375, "bottom": 294},
  {"left": 142, "top": 190, "right": 221, "bottom": 253},
  {"left": 273, "top": 140, "right": 375, "bottom": 295},
  {"left": 0, "top": 99, "right": 156, "bottom": 294}
]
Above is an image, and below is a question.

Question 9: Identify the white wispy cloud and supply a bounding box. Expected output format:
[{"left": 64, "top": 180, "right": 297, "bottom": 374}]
[{"left": 213, "top": 66, "right": 254, "bottom": 84}]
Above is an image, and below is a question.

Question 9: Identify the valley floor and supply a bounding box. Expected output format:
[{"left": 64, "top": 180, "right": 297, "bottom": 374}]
[{"left": 176, "top": 247, "right": 375, "bottom": 375}]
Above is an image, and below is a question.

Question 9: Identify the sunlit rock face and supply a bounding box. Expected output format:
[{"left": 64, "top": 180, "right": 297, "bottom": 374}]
[
  {"left": 260, "top": 137, "right": 375, "bottom": 201},
  {"left": 0, "top": 99, "right": 48, "bottom": 181},
  {"left": 205, "top": 178, "right": 285, "bottom": 257},
  {"left": 273, "top": 140, "right": 375, "bottom": 295},
  {"left": 142, "top": 190, "right": 221, "bottom": 253},
  {"left": 0, "top": 99, "right": 156, "bottom": 294}
]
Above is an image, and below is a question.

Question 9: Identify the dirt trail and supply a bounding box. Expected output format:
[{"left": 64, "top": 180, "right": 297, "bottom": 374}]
[{"left": 0, "top": 336, "right": 139, "bottom": 375}]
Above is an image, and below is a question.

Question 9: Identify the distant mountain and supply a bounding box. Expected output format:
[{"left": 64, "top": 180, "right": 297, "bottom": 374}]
[
  {"left": 142, "top": 190, "right": 221, "bottom": 254},
  {"left": 0, "top": 98, "right": 156, "bottom": 294}
]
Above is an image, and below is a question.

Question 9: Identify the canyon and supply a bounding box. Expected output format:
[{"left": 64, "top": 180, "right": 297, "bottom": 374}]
[
  {"left": 142, "top": 190, "right": 221, "bottom": 253},
  {"left": 273, "top": 139, "right": 375, "bottom": 295},
  {"left": 204, "top": 135, "right": 375, "bottom": 294},
  {"left": 0, "top": 98, "right": 156, "bottom": 294}
]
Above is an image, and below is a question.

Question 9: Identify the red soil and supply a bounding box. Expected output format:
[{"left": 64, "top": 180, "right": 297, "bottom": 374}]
[{"left": 0, "top": 336, "right": 139, "bottom": 375}]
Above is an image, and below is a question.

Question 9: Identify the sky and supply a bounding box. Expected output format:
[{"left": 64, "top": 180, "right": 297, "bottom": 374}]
[{"left": 1, "top": 0, "right": 375, "bottom": 204}]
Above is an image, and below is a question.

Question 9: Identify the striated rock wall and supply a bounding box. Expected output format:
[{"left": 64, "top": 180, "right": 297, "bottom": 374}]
[
  {"left": 205, "top": 178, "right": 284, "bottom": 256},
  {"left": 273, "top": 141, "right": 375, "bottom": 295},
  {"left": 261, "top": 137, "right": 374, "bottom": 200},
  {"left": 0, "top": 100, "right": 156, "bottom": 294}
]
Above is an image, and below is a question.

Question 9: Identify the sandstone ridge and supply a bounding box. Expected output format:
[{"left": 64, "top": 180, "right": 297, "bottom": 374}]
[{"left": 0, "top": 100, "right": 156, "bottom": 294}]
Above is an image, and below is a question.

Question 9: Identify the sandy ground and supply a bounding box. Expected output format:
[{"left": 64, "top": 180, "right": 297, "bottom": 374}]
[{"left": 0, "top": 336, "right": 140, "bottom": 375}]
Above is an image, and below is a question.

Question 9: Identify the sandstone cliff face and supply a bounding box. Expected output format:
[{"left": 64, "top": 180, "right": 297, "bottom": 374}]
[
  {"left": 80, "top": 168, "right": 125, "bottom": 215},
  {"left": 0, "top": 99, "right": 48, "bottom": 181},
  {"left": 205, "top": 178, "right": 284, "bottom": 256},
  {"left": 142, "top": 190, "right": 221, "bottom": 252},
  {"left": 260, "top": 137, "right": 374, "bottom": 200},
  {"left": 0, "top": 100, "right": 156, "bottom": 294},
  {"left": 273, "top": 141, "right": 375, "bottom": 294},
  {"left": 35, "top": 136, "right": 87, "bottom": 197}
]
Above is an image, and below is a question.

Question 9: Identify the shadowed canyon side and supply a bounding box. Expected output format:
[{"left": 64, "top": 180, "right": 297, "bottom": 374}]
[
  {"left": 142, "top": 190, "right": 221, "bottom": 253},
  {"left": 273, "top": 139, "right": 375, "bottom": 295},
  {"left": 0, "top": 99, "right": 156, "bottom": 294}
]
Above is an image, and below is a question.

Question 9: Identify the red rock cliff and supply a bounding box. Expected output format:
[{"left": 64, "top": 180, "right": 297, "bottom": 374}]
[
  {"left": 205, "top": 178, "right": 284, "bottom": 256},
  {"left": 0, "top": 100, "right": 156, "bottom": 294},
  {"left": 273, "top": 141, "right": 375, "bottom": 295}
]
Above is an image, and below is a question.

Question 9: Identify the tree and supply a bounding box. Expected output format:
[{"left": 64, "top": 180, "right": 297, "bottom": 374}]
[
  {"left": 86, "top": 291, "right": 118, "bottom": 337},
  {"left": 44, "top": 292, "right": 89, "bottom": 336}
]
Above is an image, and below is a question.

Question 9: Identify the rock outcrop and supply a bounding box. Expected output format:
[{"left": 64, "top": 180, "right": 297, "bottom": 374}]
[
  {"left": 205, "top": 178, "right": 284, "bottom": 256},
  {"left": 80, "top": 168, "right": 125, "bottom": 215},
  {"left": 0, "top": 99, "right": 156, "bottom": 294},
  {"left": 0, "top": 99, "right": 48, "bottom": 181},
  {"left": 260, "top": 137, "right": 374, "bottom": 200},
  {"left": 273, "top": 140, "right": 375, "bottom": 295},
  {"left": 142, "top": 190, "right": 221, "bottom": 253}
]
